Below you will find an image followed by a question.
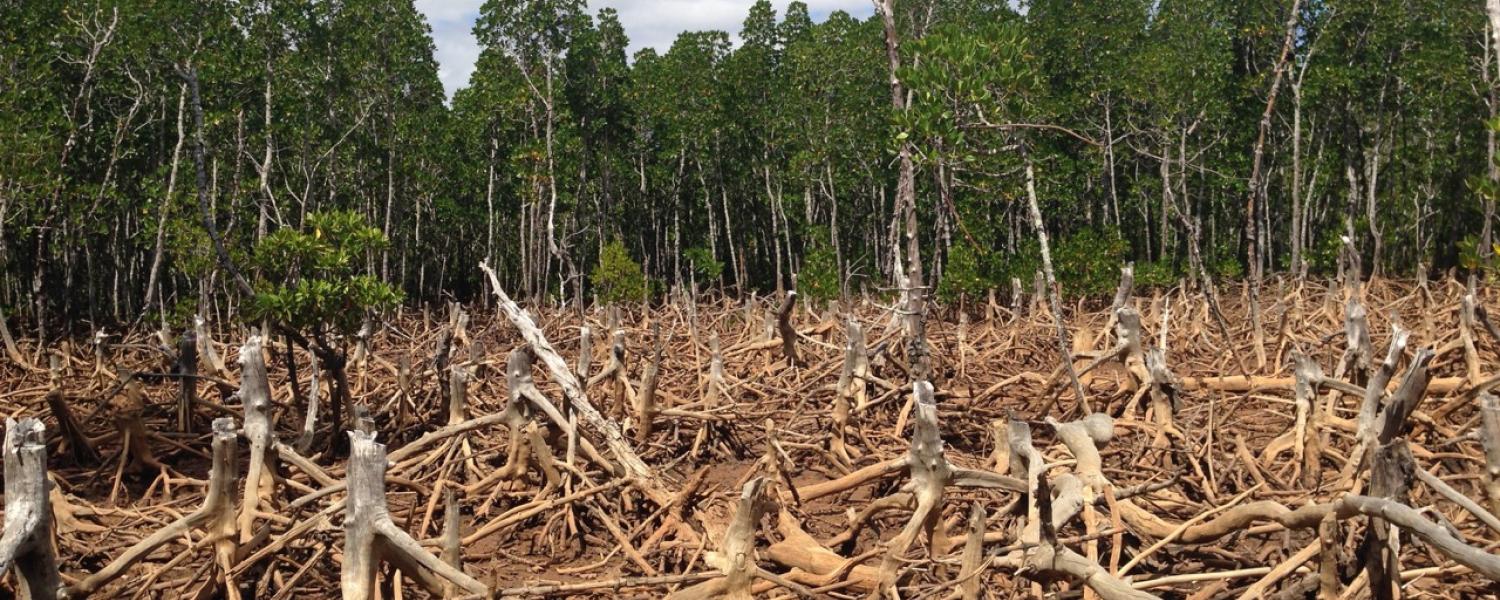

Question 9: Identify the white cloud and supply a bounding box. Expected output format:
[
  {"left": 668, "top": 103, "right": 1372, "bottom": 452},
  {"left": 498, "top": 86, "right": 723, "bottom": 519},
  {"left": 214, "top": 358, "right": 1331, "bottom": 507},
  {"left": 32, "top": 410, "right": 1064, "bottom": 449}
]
[
  {"left": 597, "top": 0, "right": 872, "bottom": 55},
  {"left": 415, "top": 0, "right": 484, "bottom": 102},
  {"left": 416, "top": 0, "right": 874, "bottom": 100}
]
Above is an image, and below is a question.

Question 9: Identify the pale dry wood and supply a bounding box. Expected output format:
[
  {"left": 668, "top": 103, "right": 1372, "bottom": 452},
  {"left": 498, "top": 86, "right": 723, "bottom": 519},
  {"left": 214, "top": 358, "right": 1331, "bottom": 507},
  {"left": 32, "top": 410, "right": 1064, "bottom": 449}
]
[
  {"left": 236, "top": 334, "right": 278, "bottom": 548},
  {"left": 341, "top": 430, "right": 488, "bottom": 600},
  {"left": 479, "top": 262, "right": 670, "bottom": 505},
  {"left": 0, "top": 418, "right": 61, "bottom": 600}
]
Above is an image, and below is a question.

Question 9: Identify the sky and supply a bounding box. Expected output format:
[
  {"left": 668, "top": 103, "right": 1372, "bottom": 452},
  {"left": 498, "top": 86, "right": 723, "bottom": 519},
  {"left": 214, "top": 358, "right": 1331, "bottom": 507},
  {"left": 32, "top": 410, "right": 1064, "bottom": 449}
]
[{"left": 415, "top": 0, "right": 876, "bottom": 101}]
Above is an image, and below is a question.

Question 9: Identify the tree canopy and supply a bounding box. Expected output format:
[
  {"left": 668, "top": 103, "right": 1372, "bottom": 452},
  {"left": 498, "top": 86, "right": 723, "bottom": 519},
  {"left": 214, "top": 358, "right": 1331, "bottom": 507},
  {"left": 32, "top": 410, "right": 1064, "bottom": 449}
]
[{"left": 2, "top": 0, "right": 1495, "bottom": 333}]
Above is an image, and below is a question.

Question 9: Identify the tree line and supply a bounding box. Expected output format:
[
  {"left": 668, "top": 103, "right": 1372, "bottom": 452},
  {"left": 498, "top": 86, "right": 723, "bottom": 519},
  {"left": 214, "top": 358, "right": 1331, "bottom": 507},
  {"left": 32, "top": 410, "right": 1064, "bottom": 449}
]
[{"left": 3, "top": 0, "right": 1497, "bottom": 336}]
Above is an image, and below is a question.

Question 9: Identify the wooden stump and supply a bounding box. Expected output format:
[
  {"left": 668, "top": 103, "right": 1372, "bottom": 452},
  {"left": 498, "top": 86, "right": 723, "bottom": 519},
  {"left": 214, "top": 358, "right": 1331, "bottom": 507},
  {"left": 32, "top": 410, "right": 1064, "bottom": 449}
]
[
  {"left": 1480, "top": 392, "right": 1500, "bottom": 517},
  {"left": 342, "top": 430, "right": 488, "bottom": 600},
  {"left": 0, "top": 418, "right": 61, "bottom": 600}
]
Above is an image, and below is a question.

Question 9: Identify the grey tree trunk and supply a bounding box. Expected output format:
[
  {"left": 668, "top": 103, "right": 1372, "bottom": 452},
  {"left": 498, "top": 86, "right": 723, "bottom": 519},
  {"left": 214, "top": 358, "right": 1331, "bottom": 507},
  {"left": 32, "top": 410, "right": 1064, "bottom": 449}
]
[
  {"left": 1024, "top": 155, "right": 1089, "bottom": 413},
  {"left": 141, "top": 84, "right": 188, "bottom": 322},
  {"left": 876, "top": 0, "right": 925, "bottom": 343}
]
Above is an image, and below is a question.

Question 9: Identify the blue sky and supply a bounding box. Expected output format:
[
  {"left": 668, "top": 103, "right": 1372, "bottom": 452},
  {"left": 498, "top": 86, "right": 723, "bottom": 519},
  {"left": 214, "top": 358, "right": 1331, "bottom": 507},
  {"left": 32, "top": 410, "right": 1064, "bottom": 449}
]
[{"left": 415, "top": 0, "right": 876, "bottom": 100}]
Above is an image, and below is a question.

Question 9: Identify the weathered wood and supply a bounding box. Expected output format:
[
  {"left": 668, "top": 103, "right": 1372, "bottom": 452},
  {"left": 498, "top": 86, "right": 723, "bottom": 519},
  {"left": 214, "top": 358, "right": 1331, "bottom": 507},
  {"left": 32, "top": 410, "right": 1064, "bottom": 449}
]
[
  {"left": 448, "top": 362, "right": 471, "bottom": 426},
  {"left": 69, "top": 418, "right": 241, "bottom": 598},
  {"left": 1358, "top": 323, "right": 1411, "bottom": 444},
  {"left": 0, "top": 304, "right": 32, "bottom": 370},
  {"left": 1337, "top": 495, "right": 1500, "bottom": 581},
  {"left": 1461, "top": 294, "right": 1484, "bottom": 384},
  {"left": 44, "top": 388, "right": 97, "bottom": 465},
  {"left": 1343, "top": 295, "right": 1372, "bottom": 378},
  {"left": 480, "top": 262, "right": 668, "bottom": 504},
  {"left": 0, "top": 418, "right": 61, "bottom": 600},
  {"left": 874, "top": 381, "right": 951, "bottom": 599},
  {"left": 1290, "top": 351, "right": 1322, "bottom": 486},
  {"left": 1011, "top": 417, "right": 1157, "bottom": 600},
  {"left": 832, "top": 320, "right": 868, "bottom": 468},
  {"left": 195, "top": 314, "right": 228, "bottom": 378},
  {"left": 667, "top": 478, "right": 773, "bottom": 600},
  {"left": 295, "top": 351, "right": 320, "bottom": 454},
  {"left": 341, "top": 430, "right": 488, "bottom": 600},
  {"left": 1481, "top": 392, "right": 1500, "bottom": 517},
  {"left": 958, "top": 502, "right": 987, "bottom": 600},
  {"left": 636, "top": 322, "right": 666, "bottom": 444},
  {"left": 777, "top": 291, "right": 801, "bottom": 367},
  {"left": 1375, "top": 348, "right": 1434, "bottom": 445},
  {"left": 441, "top": 488, "right": 463, "bottom": 598},
  {"left": 1365, "top": 440, "right": 1414, "bottom": 600},
  {"left": 176, "top": 327, "right": 198, "bottom": 432},
  {"left": 237, "top": 334, "right": 278, "bottom": 547},
  {"left": 1318, "top": 512, "right": 1343, "bottom": 599}
]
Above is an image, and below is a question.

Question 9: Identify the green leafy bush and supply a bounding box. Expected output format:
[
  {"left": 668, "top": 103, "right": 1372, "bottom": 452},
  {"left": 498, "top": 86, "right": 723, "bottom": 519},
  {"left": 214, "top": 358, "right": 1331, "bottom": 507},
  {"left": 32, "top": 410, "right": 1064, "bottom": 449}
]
[
  {"left": 591, "top": 239, "right": 648, "bottom": 303},
  {"left": 1209, "top": 249, "right": 1244, "bottom": 280},
  {"left": 1053, "top": 228, "right": 1129, "bottom": 297},
  {"left": 993, "top": 228, "right": 1132, "bottom": 298},
  {"left": 248, "top": 210, "right": 401, "bottom": 336},
  {"left": 798, "top": 231, "right": 841, "bottom": 302},
  {"left": 684, "top": 246, "right": 723, "bottom": 283},
  {"left": 1133, "top": 261, "right": 1177, "bottom": 289},
  {"left": 938, "top": 242, "right": 989, "bottom": 303},
  {"left": 1306, "top": 231, "right": 1343, "bottom": 275}
]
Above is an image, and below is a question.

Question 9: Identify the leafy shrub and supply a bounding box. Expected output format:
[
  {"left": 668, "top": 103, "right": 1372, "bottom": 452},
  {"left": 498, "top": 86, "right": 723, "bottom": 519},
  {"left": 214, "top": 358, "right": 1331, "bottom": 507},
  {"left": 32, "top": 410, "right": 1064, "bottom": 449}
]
[
  {"left": 938, "top": 242, "right": 989, "bottom": 303},
  {"left": 1134, "top": 261, "right": 1177, "bottom": 289},
  {"left": 1209, "top": 249, "right": 1244, "bottom": 279},
  {"left": 591, "top": 239, "right": 648, "bottom": 304},
  {"left": 993, "top": 228, "right": 1132, "bottom": 298},
  {"left": 1053, "top": 228, "right": 1129, "bottom": 297},
  {"left": 1307, "top": 231, "right": 1343, "bottom": 275},
  {"left": 684, "top": 246, "right": 723, "bottom": 283},
  {"left": 248, "top": 210, "right": 401, "bottom": 336},
  {"left": 1459, "top": 234, "right": 1500, "bottom": 274},
  {"left": 798, "top": 230, "right": 841, "bottom": 302}
]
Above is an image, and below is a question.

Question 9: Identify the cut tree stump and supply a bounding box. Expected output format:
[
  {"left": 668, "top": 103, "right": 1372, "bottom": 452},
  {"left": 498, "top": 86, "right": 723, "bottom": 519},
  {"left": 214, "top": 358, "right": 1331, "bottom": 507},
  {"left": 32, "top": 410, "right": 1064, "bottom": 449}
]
[
  {"left": 0, "top": 418, "right": 62, "bottom": 600},
  {"left": 176, "top": 327, "right": 198, "bottom": 433},
  {"left": 1481, "top": 392, "right": 1500, "bottom": 517},
  {"left": 341, "top": 430, "right": 488, "bottom": 600},
  {"left": 237, "top": 334, "right": 278, "bottom": 547}
]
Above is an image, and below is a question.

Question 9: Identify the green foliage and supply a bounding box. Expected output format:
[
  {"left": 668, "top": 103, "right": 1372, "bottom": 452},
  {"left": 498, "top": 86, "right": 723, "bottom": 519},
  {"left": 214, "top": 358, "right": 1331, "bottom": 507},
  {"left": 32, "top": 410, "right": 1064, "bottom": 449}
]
[
  {"left": 1458, "top": 235, "right": 1500, "bottom": 274},
  {"left": 1133, "top": 261, "right": 1177, "bottom": 289},
  {"left": 684, "top": 246, "right": 723, "bottom": 282},
  {"left": 1307, "top": 231, "right": 1344, "bottom": 275},
  {"left": 998, "top": 229, "right": 1129, "bottom": 297},
  {"left": 248, "top": 211, "right": 401, "bottom": 336},
  {"left": 1210, "top": 251, "right": 1244, "bottom": 280},
  {"left": 591, "top": 239, "right": 648, "bottom": 303},
  {"left": 797, "top": 232, "right": 841, "bottom": 302},
  {"left": 1052, "top": 229, "right": 1130, "bottom": 297},
  {"left": 937, "top": 242, "right": 989, "bottom": 303},
  {"left": 10, "top": 0, "right": 1499, "bottom": 327}
]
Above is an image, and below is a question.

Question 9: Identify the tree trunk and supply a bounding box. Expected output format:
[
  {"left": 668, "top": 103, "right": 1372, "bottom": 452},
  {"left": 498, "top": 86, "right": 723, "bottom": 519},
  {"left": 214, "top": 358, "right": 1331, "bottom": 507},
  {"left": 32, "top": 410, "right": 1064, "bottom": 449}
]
[
  {"left": 342, "top": 431, "right": 488, "bottom": 600},
  {"left": 1244, "top": 0, "right": 1301, "bottom": 368},
  {"left": 141, "top": 84, "right": 188, "bottom": 322},
  {"left": 1025, "top": 154, "right": 1088, "bottom": 413},
  {"left": 875, "top": 0, "right": 925, "bottom": 343}
]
